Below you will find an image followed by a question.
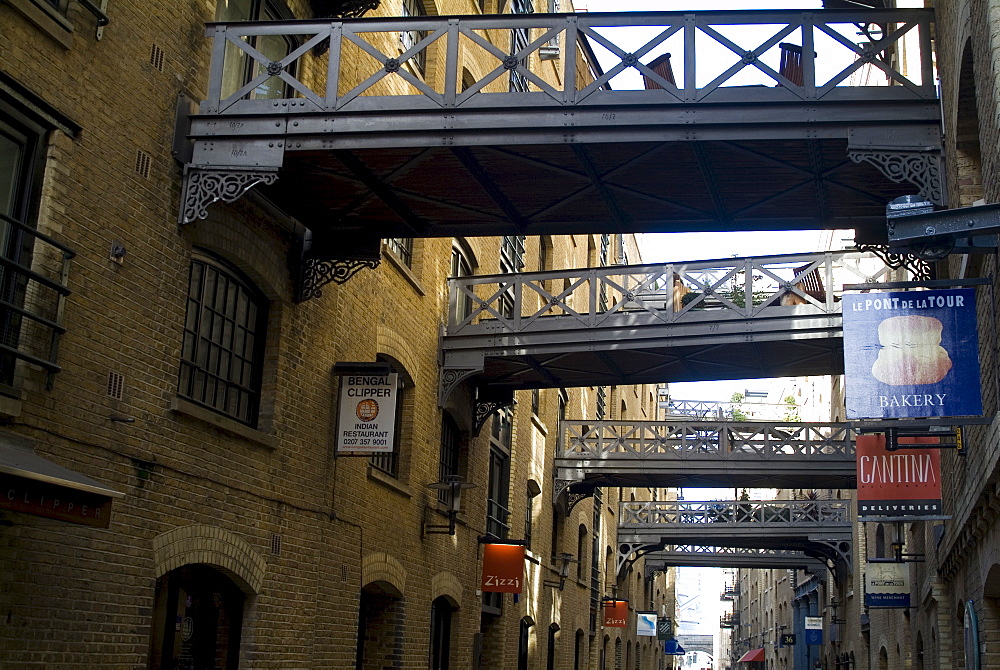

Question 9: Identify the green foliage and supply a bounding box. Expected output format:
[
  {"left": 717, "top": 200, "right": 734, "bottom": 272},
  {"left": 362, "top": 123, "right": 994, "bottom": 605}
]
[
  {"left": 730, "top": 392, "right": 747, "bottom": 421},
  {"left": 782, "top": 394, "right": 800, "bottom": 422}
]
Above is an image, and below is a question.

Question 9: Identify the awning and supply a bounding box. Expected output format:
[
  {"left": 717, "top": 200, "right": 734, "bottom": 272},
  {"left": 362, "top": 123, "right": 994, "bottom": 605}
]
[
  {"left": 0, "top": 431, "right": 123, "bottom": 528},
  {"left": 738, "top": 648, "right": 766, "bottom": 663}
]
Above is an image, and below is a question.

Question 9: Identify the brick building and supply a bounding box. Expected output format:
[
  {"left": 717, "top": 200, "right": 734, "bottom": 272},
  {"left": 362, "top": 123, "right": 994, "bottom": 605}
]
[{"left": 0, "top": 0, "right": 675, "bottom": 667}]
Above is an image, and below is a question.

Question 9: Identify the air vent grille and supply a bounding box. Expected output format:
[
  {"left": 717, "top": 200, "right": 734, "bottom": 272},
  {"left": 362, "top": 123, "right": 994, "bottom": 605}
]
[
  {"left": 135, "top": 150, "right": 151, "bottom": 179},
  {"left": 270, "top": 533, "right": 282, "bottom": 556},
  {"left": 150, "top": 43, "right": 165, "bottom": 71},
  {"left": 107, "top": 371, "right": 124, "bottom": 400}
]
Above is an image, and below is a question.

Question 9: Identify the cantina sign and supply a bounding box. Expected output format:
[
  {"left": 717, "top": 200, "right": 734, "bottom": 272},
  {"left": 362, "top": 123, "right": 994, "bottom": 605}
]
[{"left": 857, "top": 435, "right": 941, "bottom": 518}]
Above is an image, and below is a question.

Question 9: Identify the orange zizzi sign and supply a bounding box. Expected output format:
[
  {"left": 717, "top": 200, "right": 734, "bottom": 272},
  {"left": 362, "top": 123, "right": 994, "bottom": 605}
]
[
  {"left": 603, "top": 600, "right": 628, "bottom": 628},
  {"left": 480, "top": 543, "right": 524, "bottom": 593},
  {"left": 857, "top": 434, "right": 941, "bottom": 517}
]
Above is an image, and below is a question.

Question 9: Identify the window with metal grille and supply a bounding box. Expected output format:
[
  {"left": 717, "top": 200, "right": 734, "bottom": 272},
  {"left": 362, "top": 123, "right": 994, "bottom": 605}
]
[
  {"left": 596, "top": 386, "right": 607, "bottom": 421},
  {"left": 430, "top": 596, "right": 453, "bottom": 670},
  {"left": 509, "top": 0, "right": 533, "bottom": 92},
  {"left": 216, "top": 0, "right": 296, "bottom": 100},
  {"left": 386, "top": 237, "right": 414, "bottom": 268},
  {"left": 589, "top": 487, "right": 603, "bottom": 633},
  {"left": 486, "top": 406, "right": 513, "bottom": 539},
  {"left": 599, "top": 234, "right": 610, "bottom": 310},
  {"left": 437, "top": 413, "right": 461, "bottom": 504},
  {"left": 450, "top": 242, "right": 474, "bottom": 322},
  {"left": 178, "top": 251, "right": 267, "bottom": 426},
  {"left": 369, "top": 361, "right": 407, "bottom": 477},
  {"left": 499, "top": 235, "right": 525, "bottom": 319},
  {"left": 531, "top": 388, "right": 540, "bottom": 416},
  {"left": 525, "top": 485, "right": 538, "bottom": 549},
  {"left": 400, "top": 0, "right": 427, "bottom": 76}
]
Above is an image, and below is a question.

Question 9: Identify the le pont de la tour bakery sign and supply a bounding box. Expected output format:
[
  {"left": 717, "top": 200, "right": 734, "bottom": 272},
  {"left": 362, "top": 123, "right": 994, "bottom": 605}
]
[
  {"left": 336, "top": 372, "right": 399, "bottom": 454},
  {"left": 842, "top": 289, "right": 982, "bottom": 420}
]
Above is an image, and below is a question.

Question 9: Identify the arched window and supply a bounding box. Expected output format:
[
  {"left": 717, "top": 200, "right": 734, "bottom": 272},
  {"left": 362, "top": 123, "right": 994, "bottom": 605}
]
[
  {"left": 356, "top": 582, "right": 404, "bottom": 669},
  {"left": 577, "top": 525, "right": 588, "bottom": 580},
  {"left": 430, "top": 596, "right": 455, "bottom": 669},
  {"left": 546, "top": 624, "right": 559, "bottom": 670},
  {"left": 437, "top": 412, "right": 462, "bottom": 504},
  {"left": 149, "top": 564, "right": 246, "bottom": 670},
  {"left": 178, "top": 250, "right": 268, "bottom": 426},
  {"left": 517, "top": 617, "right": 534, "bottom": 670},
  {"left": 574, "top": 629, "right": 585, "bottom": 670}
]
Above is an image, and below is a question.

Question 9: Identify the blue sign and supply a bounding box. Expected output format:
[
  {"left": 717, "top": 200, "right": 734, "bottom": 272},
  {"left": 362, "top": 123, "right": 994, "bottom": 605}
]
[
  {"left": 663, "top": 640, "right": 685, "bottom": 655},
  {"left": 842, "top": 289, "right": 982, "bottom": 419},
  {"left": 804, "top": 616, "right": 823, "bottom": 645}
]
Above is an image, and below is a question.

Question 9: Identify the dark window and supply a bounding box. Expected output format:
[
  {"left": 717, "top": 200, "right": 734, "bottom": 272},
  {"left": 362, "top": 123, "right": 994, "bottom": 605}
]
[
  {"left": 518, "top": 618, "right": 533, "bottom": 670},
  {"left": 499, "top": 235, "right": 525, "bottom": 319},
  {"left": 386, "top": 237, "right": 414, "bottom": 268},
  {"left": 430, "top": 597, "right": 453, "bottom": 669},
  {"left": 438, "top": 413, "right": 461, "bottom": 505},
  {"left": 547, "top": 624, "right": 559, "bottom": 670},
  {"left": 525, "top": 485, "right": 538, "bottom": 549},
  {"left": 149, "top": 564, "right": 244, "bottom": 670},
  {"left": 531, "top": 388, "right": 540, "bottom": 416},
  {"left": 486, "top": 407, "right": 512, "bottom": 539},
  {"left": 216, "top": 0, "right": 296, "bottom": 100},
  {"left": 178, "top": 251, "right": 267, "bottom": 426},
  {"left": 0, "top": 104, "right": 48, "bottom": 391},
  {"left": 369, "top": 360, "right": 408, "bottom": 477},
  {"left": 596, "top": 386, "right": 607, "bottom": 421},
  {"left": 450, "top": 242, "right": 474, "bottom": 323},
  {"left": 401, "top": 0, "right": 428, "bottom": 75},
  {"left": 574, "top": 629, "right": 584, "bottom": 670}
]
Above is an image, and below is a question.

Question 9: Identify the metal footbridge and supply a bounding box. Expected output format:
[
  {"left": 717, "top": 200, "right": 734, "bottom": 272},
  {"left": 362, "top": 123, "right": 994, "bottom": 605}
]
[
  {"left": 441, "top": 250, "right": 894, "bottom": 412},
  {"left": 644, "top": 546, "right": 827, "bottom": 572},
  {"left": 616, "top": 499, "right": 853, "bottom": 580},
  {"left": 176, "top": 8, "right": 941, "bottom": 297},
  {"left": 554, "top": 418, "right": 856, "bottom": 493}
]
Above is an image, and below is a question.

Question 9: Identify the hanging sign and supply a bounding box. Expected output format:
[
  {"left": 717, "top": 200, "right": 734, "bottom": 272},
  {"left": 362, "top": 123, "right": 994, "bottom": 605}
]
[
  {"left": 656, "top": 616, "right": 674, "bottom": 641},
  {"left": 857, "top": 434, "right": 941, "bottom": 518},
  {"left": 480, "top": 543, "right": 524, "bottom": 593},
  {"left": 865, "top": 562, "right": 910, "bottom": 608},
  {"left": 663, "top": 639, "right": 685, "bottom": 655},
  {"left": 779, "top": 633, "right": 796, "bottom": 647},
  {"left": 336, "top": 372, "right": 398, "bottom": 454},
  {"left": 603, "top": 600, "right": 628, "bottom": 628},
  {"left": 636, "top": 612, "right": 656, "bottom": 637},
  {"left": 842, "top": 289, "right": 982, "bottom": 420},
  {"left": 804, "top": 616, "right": 823, "bottom": 645}
]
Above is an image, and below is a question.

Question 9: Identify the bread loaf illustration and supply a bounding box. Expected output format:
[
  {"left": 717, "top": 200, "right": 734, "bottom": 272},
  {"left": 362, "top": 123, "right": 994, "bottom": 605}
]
[{"left": 871, "top": 315, "right": 952, "bottom": 385}]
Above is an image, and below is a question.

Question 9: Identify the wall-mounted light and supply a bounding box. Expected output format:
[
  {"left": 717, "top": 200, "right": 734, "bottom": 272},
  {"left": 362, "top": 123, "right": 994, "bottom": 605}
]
[
  {"left": 543, "top": 552, "right": 577, "bottom": 591},
  {"left": 424, "top": 475, "right": 476, "bottom": 536}
]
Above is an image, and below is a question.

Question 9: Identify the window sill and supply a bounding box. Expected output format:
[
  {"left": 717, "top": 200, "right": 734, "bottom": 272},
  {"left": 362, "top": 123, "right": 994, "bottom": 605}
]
[
  {"left": 382, "top": 246, "right": 426, "bottom": 296},
  {"left": 531, "top": 414, "right": 548, "bottom": 436},
  {"left": 367, "top": 464, "right": 413, "bottom": 498},
  {"left": 4, "top": 0, "right": 73, "bottom": 48},
  {"left": 170, "top": 397, "right": 277, "bottom": 450}
]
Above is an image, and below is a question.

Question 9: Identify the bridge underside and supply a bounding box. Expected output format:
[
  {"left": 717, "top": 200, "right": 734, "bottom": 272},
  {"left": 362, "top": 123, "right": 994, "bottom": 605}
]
[
  {"left": 473, "top": 325, "right": 844, "bottom": 392},
  {"left": 559, "top": 462, "right": 854, "bottom": 491},
  {"left": 265, "top": 136, "right": 917, "bottom": 243},
  {"left": 645, "top": 549, "right": 827, "bottom": 571}
]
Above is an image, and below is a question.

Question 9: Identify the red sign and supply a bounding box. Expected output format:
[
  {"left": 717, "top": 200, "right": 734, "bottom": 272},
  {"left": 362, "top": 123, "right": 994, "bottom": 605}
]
[
  {"left": 603, "top": 600, "right": 629, "bottom": 628},
  {"left": 481, "top": 543, "right": 524, "bottom": 593},
  {"left": 857, "top": 434, "right": 941, "bottom": 517},
  {"left": 0, "top": 474, "right": 114, "bottom": 528}
]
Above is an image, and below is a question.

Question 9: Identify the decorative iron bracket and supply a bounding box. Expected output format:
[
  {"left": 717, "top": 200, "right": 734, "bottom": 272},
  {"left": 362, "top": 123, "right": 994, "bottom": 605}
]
[
  {"left": 566, "top": 490, "right": 593, "bottom": 517},
  {"left": 854, "top": 244, "right": 934, "bottom": 280},
  {"left": 439, "top": 366, "right": 482, "bottom": 408},
  {"left": 616, "top": 541, "right": 660, "bottom": 580},
  {"left": 296, "top": 233, "right": 382, "bottom": 301},
  {"left": 473, "top": 387, "right": 514, "bottom": 437},
  {"left": 847, "top": 150, "right": 945, "bottom": 207},
  {"left": 807, "top": 539, "right": 853, "bottom": 582},
  {"left": 554, "top": 479, "right": 593, "bottom": 517},
  {"left": 179, "top": 166, "right": 279, "bottom": 225}
]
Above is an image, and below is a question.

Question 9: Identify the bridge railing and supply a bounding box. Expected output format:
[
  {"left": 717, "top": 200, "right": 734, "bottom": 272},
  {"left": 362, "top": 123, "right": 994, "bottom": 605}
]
[
  {"left": 620, "top": 499, "right": 852, "bottom": 526},
  {"left": 557, "top": 419, "right": 855, "bottom": 461},
  {"left": 200, "top": 8, "right": 935, "bottom": 115},
  {"left": 447, "top": 250, "right": 887, "bottom": 335}
]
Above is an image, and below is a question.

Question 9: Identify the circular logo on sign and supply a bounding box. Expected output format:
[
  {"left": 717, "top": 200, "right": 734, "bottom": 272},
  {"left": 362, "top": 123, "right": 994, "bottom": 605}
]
[
  {"left": 356, "top": 399, "right": 379, "bottom": 421},
  {"left": 181, "top": 616, "right": 194, "bottom": 641}
]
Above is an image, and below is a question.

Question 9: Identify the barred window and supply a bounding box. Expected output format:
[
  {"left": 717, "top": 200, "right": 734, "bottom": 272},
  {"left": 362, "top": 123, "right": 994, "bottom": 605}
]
[
  {"left": 178, "top": 251, "right": 267, "bottom": 426},
  {"left": 369, "top": 356, "right": 410, "bottom": 477},
  {"left": 437, "top": 413, "right": 461, "bottom": 504},
  {"left": 401, "top": 0, "right": 427, "bottom": 76},
  {"left": 216, "top": 0, "right": 296, "bottom": 101},
  {"left": 385, "top": 237, "right": 414, "bottom": 268},
  {"left": 509, "top": 0, "right": 533, "bottom": 92}
]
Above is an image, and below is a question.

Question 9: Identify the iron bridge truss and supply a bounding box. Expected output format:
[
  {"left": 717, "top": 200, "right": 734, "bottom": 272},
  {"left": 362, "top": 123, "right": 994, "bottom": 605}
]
[
  {"left": 441, "top": 251, "right": 893, "bottom": 416},
  {"left": 643, "top": 546, "right": 828, "bottom": 573},
  {"left": 178, "top": 9, "right": 942, "bottom": 298},
  {"left": 617, "top": 499, "right": 853, "bottom": 582},
  {"left": 554, "top": 418, "right": 857, "bottom": 491}
]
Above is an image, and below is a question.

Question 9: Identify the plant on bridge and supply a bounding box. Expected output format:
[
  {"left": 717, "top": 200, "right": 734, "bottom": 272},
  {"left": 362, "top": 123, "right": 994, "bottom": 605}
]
[
  {"left": 783, "top": 395, "right": 800, "bottom": 421},
  {"left": 729, "top": 392, "right": 747, "bottom": 421}
]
